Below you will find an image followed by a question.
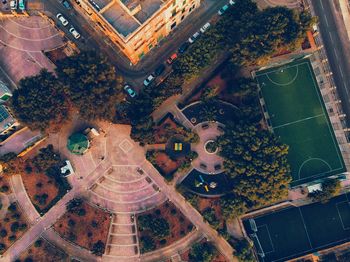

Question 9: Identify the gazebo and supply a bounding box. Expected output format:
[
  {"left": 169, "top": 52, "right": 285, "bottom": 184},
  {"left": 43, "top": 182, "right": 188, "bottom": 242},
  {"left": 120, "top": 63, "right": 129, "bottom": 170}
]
[{"left": 67, "top": 133, "right": 89, "bottom": 155}]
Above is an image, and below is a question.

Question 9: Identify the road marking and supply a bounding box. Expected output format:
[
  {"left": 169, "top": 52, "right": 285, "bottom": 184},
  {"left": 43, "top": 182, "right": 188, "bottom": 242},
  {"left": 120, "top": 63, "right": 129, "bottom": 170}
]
[
  {"left": 320, "top": 0, "right": 324, "bottom": 10},
  {"left": 329, "top": 32, "right": 334, "bottom": 43},
  {"left": 334, "top": 49, "right": 339, "bottom": 59},
  {"left": 325, "top": 15, "right": 329, "bottom": 27},
  {"left": 339, "top": 65, "right": 344, "bottom": 78}
]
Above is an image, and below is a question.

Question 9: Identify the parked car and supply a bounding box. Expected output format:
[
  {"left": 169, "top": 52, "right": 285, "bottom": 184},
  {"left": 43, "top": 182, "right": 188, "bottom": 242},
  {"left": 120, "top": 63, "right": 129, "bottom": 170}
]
[
  {"left": 10, "top": 0, "right": 17, "bottom": 10},
  {"left": 56, "top": 13, "right": 69, "bottom": 26},
  {"left": 143, "top": 74, "right": 155, "bottom": 86},
  {"left": 178, "top": 42, "right": 190, "bottom": 54},
  {"left": 229, "top": 0, "right": 235, "bottom": 5},
  {"left": 188, "top": 31, "right": 200, "bottom": 44},
  {"left": 18, "top": 0, "right": 25, "bottom": 11},
  {"left": 155, "top": 64, "right": 166, "bottom": 76},
  {"left": 69, "top": 27, "right": 81, "bottom": 39},
  {"left": 218, "top": 4, "right": 229, "bottom": 15},
  {"left": 123, "top": 84, "right": 136, "bottom": 98},
  {"left": 61, "top": 0, "right": 72, "bottom": 9},
  {"left": 200, "top": 22, "right": 211, "bottom": 33},
  {"left": 166, "top": 53, "right": 178, "bottom": 65}
]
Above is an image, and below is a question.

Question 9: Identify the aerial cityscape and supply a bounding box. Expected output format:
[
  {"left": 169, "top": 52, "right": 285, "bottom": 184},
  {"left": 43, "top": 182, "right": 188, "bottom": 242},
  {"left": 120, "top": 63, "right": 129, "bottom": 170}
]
[{"left": 0, "top": 0, "right": 350, "bottom": 261}]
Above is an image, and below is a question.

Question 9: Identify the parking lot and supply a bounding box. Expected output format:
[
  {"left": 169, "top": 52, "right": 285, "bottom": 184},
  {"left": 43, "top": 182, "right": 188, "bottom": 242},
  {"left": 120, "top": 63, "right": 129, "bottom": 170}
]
[{"left": 0, "top": 15, "right": 65, "bottom": 84}]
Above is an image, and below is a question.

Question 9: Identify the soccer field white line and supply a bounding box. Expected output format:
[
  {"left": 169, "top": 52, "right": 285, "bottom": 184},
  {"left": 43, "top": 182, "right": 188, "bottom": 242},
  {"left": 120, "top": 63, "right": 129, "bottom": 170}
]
[
  {"left": 298, "top": 208, "right": 313, "bottom": 250},
  {"left": 336, "top": 201, "right": 350, "bottom": 230},
  {"left": 257, "top": 224, "right": 275, "bottom": 254},
  {"left": 272, "top": 113, "right": 325, "bottom": 130},
  {"left": 297, "top": 157, "right": 332, "bottom": 180}
]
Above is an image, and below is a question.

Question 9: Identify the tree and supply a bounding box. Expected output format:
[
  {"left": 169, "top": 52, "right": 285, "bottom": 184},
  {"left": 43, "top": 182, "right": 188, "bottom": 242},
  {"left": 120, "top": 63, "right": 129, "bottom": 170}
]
[
  {"left": 188, "top": 242, "right": 217, "bottom": 262},
  {"left": 202, "top": 208, "right": 220, "bottom": 230},
  {"left": 308, "top": 179, "right": 341, "bottom": 203},
  {"left": 31, "top": 145, "right": 61, "bottom": 173},
  {"left": 217, "top": 122, "right": 291, "bottom": 218},
  {"left": 66, "top": 198, "right": 83, "bottom": 213},
  {"left": 234, "top": 239, "right": 256, "bottom": 262},
  {"left": 55, "top": 51, "right": 122, "bottom": 121},
  {"left": 10, "top": 70, "right": 69, "bottom": 130},
  {"left": 140, "top": 235, "right": 156, "bottom": 253},
  {"left": 91, "top": 240, "right": 105, "bottom": 256},
  {"left": 138, "top": 214, "right": 170, "bottom": 239}
]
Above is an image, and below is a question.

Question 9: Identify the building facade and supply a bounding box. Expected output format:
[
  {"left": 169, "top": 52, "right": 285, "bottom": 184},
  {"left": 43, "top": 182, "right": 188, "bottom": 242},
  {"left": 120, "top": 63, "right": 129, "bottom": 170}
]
[{"left": 77, "top": 0, "right": 201, "bottom": 64}]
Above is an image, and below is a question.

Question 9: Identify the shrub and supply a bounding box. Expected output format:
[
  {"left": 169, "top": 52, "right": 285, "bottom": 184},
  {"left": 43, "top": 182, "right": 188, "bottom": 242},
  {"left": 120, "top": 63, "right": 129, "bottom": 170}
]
[
  {"left": 87, "top": 232, "right": 93, "bottom": 237},
  {"left": 68, "top": 219, "right": 76, "bottom": 227},
  {"left": 91, "top": 220, "right": 98, "bottom": 228},
  {"left": 34, "top": 239, "right": 43, "bottom": 247},
  {"left": 0, "top": 185, "right": 9, "bottom": 193},
  {"left": 159, "top": 239, "right": 167, "bottom": 245},
  {"left": 24, "top": 258, "right": 33, "bottom": 262},
  {"left": 0, "top": 229, "right": 7, "bottom": 238},
  {"left": 77, "top": 208, "right": 86, "bottom": 216},
  {"left": 11, "top": 222, "right": 20, "bottom": 233},
  {"left": 68, "top": 233, "right": 77, "bottom": 242},
  {"left": 140, "top": 235, "right": 156, "bottom": 253},
  {"left": 91, "top": 240, "right": 105, "bottom": 256},
  {"left": 8, "top": 203, "right": 17, "bottom": 212},
  {"left": 8, "top": 235, "right": 17, "bottom": 242},
  {"left": 24, "top": 165, "right": 33, "bottom": 174},
  {"left": 0, "top": 243, "right": 6, "bottom": 252},
  {"left": 36, "top": 182, "right": 43, "bottom": 188}
]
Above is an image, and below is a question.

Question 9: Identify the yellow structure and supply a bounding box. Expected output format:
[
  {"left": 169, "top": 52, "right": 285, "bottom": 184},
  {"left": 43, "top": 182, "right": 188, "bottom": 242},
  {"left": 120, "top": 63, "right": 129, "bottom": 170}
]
[{"left": 77, "top": 0, "right": 201, "bottom": 64}]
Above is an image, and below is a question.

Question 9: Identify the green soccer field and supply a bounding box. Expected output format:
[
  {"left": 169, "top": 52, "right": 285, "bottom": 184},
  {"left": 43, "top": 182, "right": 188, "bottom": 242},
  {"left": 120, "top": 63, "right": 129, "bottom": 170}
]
[
  {"left": 243, "top": 193, "right": 350, "bottom": 262},
  {"left": 256, "top": 59, "right": 345, "bottom": 186}
]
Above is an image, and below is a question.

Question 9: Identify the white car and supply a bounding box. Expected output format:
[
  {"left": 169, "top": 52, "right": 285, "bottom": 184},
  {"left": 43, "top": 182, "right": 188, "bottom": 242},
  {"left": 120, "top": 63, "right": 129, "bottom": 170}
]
[
  {"left": 143, "top": 74, "right": 155, "bottom": 86},
  {"left": 188, "top": 32, "right": 200, "bottom": 44},
  {"left": 56, "top": 13, "right": 69, "bottom": 26},
  {"left": 200, "top": 22, "right": 211, "bottom": 33},
  {"left": 10, "top": 0, "right": 17, "bottom": 10},
  {"left": 69, "top": 27, "right": 81, "bottom": 39},
  {"left": 229, "top": 0, "right": 235, "bottom": 5}
]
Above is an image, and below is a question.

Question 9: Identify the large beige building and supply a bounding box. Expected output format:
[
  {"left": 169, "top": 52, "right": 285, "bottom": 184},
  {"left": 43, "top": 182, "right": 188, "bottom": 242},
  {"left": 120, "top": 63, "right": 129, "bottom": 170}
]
[{"left": 77, "top": 0, "right": 201, "bottom": 64}]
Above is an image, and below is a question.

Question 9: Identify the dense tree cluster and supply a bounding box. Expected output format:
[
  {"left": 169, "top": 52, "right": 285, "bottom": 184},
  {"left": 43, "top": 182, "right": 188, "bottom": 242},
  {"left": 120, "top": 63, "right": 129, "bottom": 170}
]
[
  {"left": 217, "top": 122, "right": 291, "bottom": 218},
  {"left": 138, "top": 214, "right": 170, "bottom": 239},
  {"left": 10, "top": 51, "right": 123, "bottom": 131},
  {"left": 308, "top": 179, "right": 341, "bottom": 203},
  {"left": 188, "top": 242, "right": 218, "bottom": 262},
  {"left": 234, "top": 239, "right": 256, "bottom": 262},
  {"left": 11, "top": 70, "right": 68, "bottom": 131},
  {"left": 173, "top": 0, "right": 314, "bottom": 78}
]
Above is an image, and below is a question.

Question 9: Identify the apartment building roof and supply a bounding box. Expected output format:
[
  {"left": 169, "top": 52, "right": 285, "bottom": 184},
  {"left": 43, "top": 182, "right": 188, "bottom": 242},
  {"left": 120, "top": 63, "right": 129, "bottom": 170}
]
[{"left": 95, "top": 0, "right": 167, "bottom": 39}]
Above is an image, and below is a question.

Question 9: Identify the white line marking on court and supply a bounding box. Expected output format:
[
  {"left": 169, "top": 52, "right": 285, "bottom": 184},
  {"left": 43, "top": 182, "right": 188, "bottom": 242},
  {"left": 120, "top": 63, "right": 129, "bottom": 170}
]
[
  {"left": 297, "top": 158, "right": 332, "bottom": 180},
  {"left": 273, "top": 114, "right": 325, "bottom": 129},
  {"left": 258, "top": 224, "right": 275, "bottom": 254},
  {"left": 298, "top": 208, "right": 313, "bottom": 249},
  {"left": 334, "top": 49, "right": 339, "bottom": 59},
  {"left": 336, "top": 201, "right": 350, "bottom": 230}
]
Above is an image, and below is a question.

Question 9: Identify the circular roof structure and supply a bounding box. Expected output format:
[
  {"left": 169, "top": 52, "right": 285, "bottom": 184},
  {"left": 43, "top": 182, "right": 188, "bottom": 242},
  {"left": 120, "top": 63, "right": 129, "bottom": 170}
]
[{"left": 67, "top": 133, "right": 89, "bottom": 155}]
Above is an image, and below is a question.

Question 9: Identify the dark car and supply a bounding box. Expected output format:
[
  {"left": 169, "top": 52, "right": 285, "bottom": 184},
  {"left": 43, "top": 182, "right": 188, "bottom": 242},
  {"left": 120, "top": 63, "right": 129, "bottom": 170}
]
[
  {"left": 154, "top": 64, "right": 166, "bottom": 76},
  {"left": 61, "top": 0, "right": 72, "bottom": 9},
  {"left": 178, "top": 42, "right": 189, "bottom": 54}
]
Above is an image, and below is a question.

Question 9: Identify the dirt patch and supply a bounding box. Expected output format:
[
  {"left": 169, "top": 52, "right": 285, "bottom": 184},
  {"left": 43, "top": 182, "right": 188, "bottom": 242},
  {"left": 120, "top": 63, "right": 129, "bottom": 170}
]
[
  {"left": 44, "top": 45, "right": 68, "bottom": 65},
  {"left": 53, "top": 202, "right": 111, "bottom": 252},
  {"left": 155, "top": 151, "right": 182, "bottom": 175},
  {"left": 137, "top": 201, "right": 194, "bottom": 253},
  {"left": 0, "top": 202, "right": 29, "bottom": 254},
  {"left": 21, "top": 165, "right": 59, "bottom": 213},
  {"left": 18, "top": 237, "right": 69, "bottom": 262}
]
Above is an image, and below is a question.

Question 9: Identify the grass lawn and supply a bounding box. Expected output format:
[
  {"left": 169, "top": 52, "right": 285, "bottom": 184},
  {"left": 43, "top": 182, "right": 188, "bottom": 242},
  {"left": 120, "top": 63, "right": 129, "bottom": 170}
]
[
  {"left": 0, "top": 202, "right": 28, "bottom": 254},
  {"left": 256, "top": 58, "right": 345, "bottom": 186},
  {"left": 243, "top": 193, "right": 350, "bottom": 262},
  {"left": 137, "top": 201, "right": 194, "bottom": 254},
  {"left": 18, "top": 237, "right": 68, "bottom": 262},
  {"left": 53, "top": 201, "right": 111, "bottom": 253}
]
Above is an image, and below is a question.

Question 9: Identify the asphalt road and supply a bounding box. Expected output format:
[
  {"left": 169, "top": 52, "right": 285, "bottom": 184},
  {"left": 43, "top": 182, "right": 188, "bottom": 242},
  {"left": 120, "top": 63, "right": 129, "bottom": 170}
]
[
  {"left": 42, "top": 0, "right": 229, "bottom": 83},
  {"left": 311, "top": 0, "right": 350, "bottom": 127}
]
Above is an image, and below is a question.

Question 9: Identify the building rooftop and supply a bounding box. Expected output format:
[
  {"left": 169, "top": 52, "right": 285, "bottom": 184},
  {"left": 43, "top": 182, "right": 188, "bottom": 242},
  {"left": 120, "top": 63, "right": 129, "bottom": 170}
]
[
  {"left": 123, "top": 0, "right": 163, "bottom": 24},
  {"left": 94, "top": 0, "right": 166, "bottom": 38},
  {"left": 0, "top": 105, "right": 16, "bottom": 133},
  {"left": 102, "top": 1, "right": 140, "bottom": 37},
  {"left": 0, "top": 80, "right": 12, "bottom": 102},
  {"left": 67, "top": 133, "right": 90, "bottom": 155}
]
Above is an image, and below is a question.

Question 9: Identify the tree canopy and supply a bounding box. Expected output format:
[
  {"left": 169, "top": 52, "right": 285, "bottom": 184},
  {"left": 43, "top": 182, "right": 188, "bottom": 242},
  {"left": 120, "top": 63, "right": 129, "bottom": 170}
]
[
  {"left": 308, "top": 179, "right": 342, "bottom": 203},
  {"left": 218, "top": 122, "right": 291, "bottom": 218},
  {"left": 10, "top": 70, "right": 68, "bottom": 130},
  {"left": 188, "top": 242, "right": 218, "bottom": 262},
  {"left": 55, "top": 51, "right": 123, "bottom": 121}
]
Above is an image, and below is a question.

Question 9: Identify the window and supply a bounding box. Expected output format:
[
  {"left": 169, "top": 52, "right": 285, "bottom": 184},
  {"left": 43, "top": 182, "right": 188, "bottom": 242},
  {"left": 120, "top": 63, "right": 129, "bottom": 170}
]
[
  {"left": 181, "top": 15, "right": 185, "bottom": 21},
  {"left": 138, "top": 52, "right": 145, "bottom": 59},
  {"left": 172, "top": 9, "right": 177, "bottom": 17},
  {"left": 171, "top": 22, "right": 177, "bottom": 30}
]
